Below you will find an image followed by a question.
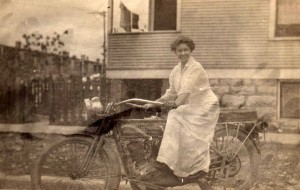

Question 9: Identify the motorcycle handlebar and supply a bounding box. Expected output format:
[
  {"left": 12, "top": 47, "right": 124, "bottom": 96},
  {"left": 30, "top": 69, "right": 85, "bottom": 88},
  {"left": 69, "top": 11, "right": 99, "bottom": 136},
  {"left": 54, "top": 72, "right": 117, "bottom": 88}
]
[
  {"left": 103, "top": 98, "right": 163, "bottom": 114},
  {"left": 115, "top": 98, "right": 164, "bottom": 107}
]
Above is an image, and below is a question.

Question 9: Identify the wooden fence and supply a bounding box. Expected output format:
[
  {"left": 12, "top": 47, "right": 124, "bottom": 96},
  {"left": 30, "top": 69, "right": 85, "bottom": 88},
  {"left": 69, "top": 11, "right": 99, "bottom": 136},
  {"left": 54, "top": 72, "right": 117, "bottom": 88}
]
[
  {"left": 0, "top": 79, "right": 50, "bottom": 123},
  {"left": 49, "top": 77, "right": 106, "bottom": 125},
  {"left": 0, "top": 77, "right": 106, "bottom": 125}
]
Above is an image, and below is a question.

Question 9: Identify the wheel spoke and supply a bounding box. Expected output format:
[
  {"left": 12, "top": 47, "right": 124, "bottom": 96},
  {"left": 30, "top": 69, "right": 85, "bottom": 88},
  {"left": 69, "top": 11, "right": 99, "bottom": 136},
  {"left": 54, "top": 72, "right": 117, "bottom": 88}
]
[
  {"left": 74, "top": 143, "right": 79, "bottom": 171},
  {"left": 226, "top": 135, "right": 237, "bottom": 150},
  {"left": 215, "top": 136, "right": 219, "bottom": 150},
  {"left": 220, "top": 136, "right": 225, "bottom": 151}
]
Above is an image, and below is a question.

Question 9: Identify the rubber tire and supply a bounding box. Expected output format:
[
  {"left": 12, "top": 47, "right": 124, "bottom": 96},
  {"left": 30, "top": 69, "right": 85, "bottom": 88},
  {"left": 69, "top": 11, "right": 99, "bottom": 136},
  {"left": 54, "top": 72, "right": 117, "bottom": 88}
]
[
  {"left": 207, "top": 128, "right": 259, "bottom": 190},
  {"left": 31, "top": 137, "right": 121, "bottom": 190}
]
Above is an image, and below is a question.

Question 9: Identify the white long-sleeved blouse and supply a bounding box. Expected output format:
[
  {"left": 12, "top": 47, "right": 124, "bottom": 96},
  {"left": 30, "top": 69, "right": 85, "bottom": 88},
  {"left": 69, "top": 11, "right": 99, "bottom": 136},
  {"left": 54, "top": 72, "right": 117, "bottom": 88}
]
[{"left": 160, "top": 56, "right": 217, "bottom": 105}]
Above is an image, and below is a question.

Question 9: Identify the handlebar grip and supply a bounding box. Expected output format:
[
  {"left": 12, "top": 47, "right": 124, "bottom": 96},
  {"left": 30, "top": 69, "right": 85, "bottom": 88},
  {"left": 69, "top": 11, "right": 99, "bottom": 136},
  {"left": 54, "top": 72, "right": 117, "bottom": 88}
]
[{"left": 116, "top": 98, "right": 164, "bottom": 106}]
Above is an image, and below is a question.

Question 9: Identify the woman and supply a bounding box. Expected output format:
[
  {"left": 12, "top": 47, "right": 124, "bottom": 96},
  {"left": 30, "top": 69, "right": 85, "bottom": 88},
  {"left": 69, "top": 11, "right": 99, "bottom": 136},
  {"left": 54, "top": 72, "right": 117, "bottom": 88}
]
[{"left": 144, "top": 35, "right": 220, "bottom": 180}]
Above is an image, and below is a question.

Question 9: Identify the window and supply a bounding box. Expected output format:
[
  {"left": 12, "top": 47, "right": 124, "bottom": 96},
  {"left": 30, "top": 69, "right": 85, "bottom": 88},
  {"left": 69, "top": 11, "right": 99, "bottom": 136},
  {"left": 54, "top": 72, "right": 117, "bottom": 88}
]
[
  {"left": 280, "top": 82, "right": 300, "bottom": 118},
  {"left": 270, "top": 0, "right": 300, "bottom": 38},
  {"left": 112, "top": 0, "right": 178, "bottom": 33}
]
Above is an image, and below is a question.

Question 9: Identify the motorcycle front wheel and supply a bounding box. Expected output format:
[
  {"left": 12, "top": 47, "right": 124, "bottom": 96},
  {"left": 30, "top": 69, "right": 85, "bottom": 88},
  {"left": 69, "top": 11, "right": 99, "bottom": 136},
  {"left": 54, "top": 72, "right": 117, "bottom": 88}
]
[
  {"left": 204, "top": 127, "right": 260, "bottom": 190},
  {"left": 31, "top": 137, "right": 121, "bottom": 190}
]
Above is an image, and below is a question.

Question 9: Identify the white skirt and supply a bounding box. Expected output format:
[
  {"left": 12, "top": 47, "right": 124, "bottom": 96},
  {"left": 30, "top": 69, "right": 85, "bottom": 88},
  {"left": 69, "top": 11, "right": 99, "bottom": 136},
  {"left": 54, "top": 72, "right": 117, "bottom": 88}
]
[{"left": 157, "top": 100, "right": 220, "bottom": 177}]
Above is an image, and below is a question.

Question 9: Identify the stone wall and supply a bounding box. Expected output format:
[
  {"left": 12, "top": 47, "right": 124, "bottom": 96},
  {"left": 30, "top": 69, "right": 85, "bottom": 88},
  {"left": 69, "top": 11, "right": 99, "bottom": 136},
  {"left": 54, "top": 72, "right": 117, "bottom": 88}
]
[{"left": 210, "top": 79, "right": 278, "bottom": 126}]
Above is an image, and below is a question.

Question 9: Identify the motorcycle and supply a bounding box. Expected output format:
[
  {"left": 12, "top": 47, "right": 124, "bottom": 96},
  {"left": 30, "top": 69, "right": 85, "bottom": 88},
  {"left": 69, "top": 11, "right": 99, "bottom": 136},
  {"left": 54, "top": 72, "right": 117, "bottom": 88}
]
[{"left": 31, "top": 98, "right": 268, "bottom": 190}]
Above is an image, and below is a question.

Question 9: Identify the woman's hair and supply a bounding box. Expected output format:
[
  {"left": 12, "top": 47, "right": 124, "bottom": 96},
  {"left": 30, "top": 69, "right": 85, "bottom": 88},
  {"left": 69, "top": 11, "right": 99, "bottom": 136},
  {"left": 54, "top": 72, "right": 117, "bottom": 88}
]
[{"left": 170, "top": 35, "right": 195, "bottom": 52}]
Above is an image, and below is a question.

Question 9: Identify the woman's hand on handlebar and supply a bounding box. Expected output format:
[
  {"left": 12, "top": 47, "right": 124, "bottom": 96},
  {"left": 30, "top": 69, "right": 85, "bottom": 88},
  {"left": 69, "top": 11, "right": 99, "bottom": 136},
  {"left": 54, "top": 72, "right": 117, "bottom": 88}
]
[
  {"left": 143, "top": 103, "right": 156, "bottom": 110},
  {"left": 163, "top": 100, "right": 177, "bottom": 109},
  {"left": 142, "top": 101, "right": 176, "bottom": 110}
]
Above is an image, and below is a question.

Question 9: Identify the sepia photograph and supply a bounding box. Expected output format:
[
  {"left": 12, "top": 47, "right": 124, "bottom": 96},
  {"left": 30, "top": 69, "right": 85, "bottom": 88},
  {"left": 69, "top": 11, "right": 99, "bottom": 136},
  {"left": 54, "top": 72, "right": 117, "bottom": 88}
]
[{"left": 0, "top": 0, "right": 299, "bottom": 189}]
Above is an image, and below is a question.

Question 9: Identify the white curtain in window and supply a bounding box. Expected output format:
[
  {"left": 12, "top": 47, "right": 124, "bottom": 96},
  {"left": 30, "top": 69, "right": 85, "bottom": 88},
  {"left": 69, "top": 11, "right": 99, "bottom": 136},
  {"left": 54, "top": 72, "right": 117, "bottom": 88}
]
[
  {"left": 277, "top": 0, "right": 300, "bottom": 24},
  {"left": 120, "top": 0, "right": 149, "bottom": 31},
  {"left": 120, "top": 0, "right": 149, "bottom": 16}
]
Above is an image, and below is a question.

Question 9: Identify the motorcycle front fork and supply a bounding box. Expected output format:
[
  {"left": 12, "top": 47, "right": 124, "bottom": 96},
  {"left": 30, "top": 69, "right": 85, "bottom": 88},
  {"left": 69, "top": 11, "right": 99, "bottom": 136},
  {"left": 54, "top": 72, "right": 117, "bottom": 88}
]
[{"left": 72, "top": 135, "right": 105, "bottom": 178}]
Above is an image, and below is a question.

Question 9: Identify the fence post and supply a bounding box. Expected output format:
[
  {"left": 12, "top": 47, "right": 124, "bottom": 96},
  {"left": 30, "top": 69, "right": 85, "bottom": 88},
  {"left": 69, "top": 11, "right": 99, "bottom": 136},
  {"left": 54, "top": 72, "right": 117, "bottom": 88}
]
[
  {"left": 49, "top": 77, "right": 55, "bottom": 124},
  {"left": 18, "top": 83, "right": 26, "bottom": 122},
  {"left": 100, "top": 62, "right": 106, "bottom": 105},
  {"left": 69, "top": 77, "right": 76, "bottom": 124}
]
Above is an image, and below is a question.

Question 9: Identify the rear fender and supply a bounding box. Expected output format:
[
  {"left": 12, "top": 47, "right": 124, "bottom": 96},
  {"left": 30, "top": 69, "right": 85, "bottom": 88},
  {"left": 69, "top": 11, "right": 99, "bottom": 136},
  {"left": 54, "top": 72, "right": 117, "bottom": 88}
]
[{"left": 215, "top": 127, "right": 261, "bottom": 155}]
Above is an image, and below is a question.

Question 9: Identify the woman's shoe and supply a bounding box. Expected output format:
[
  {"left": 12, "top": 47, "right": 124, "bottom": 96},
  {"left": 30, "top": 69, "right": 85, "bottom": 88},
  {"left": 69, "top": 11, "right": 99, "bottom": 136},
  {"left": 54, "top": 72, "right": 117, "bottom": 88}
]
[
  {"left": 176, "top": 170, "right": 207, "bottom": 184},
  {"left": 137, "top": 162, "right": 180, "bottom": 187},
  {"left": 151, "top": 161, "right": 169, "bottom": 170},
  {"left": 140, "top": 169, "right": 183, "bottom": 187},
  {"left": 139, "top": 163, "right": 207, "bottom": 187}
]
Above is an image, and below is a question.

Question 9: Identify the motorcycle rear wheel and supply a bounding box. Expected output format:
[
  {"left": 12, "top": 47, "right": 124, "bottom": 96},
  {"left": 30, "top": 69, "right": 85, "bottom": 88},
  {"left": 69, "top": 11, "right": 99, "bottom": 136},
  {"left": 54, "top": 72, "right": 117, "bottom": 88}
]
[
  {"left": 204, "top": 127, "right": 260, "bottom": 190},
  {"left": 31, "top": 137, "right": 121, "bottom": 190}
]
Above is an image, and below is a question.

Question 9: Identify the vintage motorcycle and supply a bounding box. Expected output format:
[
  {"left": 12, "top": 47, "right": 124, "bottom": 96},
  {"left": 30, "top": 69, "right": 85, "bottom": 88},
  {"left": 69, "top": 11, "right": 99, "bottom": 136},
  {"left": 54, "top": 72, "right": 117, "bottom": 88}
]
[{"left": 31, "top": 98, "right": 268, "bottom": 190}]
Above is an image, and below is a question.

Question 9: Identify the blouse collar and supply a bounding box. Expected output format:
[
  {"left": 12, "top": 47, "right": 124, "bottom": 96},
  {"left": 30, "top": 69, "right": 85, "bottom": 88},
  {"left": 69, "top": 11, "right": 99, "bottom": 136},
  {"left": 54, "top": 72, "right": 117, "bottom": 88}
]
[{"left": 178, "top": 56, "right": 195, "bottom": 72}]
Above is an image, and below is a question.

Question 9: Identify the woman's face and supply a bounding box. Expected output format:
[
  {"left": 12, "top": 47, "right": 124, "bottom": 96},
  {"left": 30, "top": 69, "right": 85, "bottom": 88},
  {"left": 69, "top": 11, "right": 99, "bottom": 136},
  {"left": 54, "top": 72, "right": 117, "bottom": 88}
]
[{"left": 175, "top": 43, "right": 192, "bottom": 64}]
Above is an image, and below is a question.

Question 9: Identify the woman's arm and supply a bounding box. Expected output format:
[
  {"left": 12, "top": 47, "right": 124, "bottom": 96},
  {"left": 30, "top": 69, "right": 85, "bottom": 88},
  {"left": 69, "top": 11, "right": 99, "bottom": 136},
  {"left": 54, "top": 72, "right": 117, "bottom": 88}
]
[
  {"left": 158, "top": 70, "right": 177, "bottom": 102},
  {"left": 174, "top": 65, "right": 203, "bottom": 107},
  {"left": 143, "top": 68, "right": 177, "bottom": 109},
  {"left": 158, "top": 92, "right": 189, "bottom": 109},
  {"left": 175, "top": 93, "right": 190, "bottom": 106}
]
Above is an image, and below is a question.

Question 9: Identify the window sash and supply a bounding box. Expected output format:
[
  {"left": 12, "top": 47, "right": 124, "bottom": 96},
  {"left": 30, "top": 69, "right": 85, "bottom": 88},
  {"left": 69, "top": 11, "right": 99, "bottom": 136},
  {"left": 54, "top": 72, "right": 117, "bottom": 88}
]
[
  {"left": 269, "top": 0, "right": 300, "bottom": 40},
  {"left": 280, "top": 82, "right": 300, "bottom": 118}
]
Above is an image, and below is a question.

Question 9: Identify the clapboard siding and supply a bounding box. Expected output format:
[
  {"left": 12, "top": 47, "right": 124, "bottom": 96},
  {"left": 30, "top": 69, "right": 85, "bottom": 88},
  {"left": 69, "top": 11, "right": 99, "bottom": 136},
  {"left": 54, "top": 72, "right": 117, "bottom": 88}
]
[
  {"left": 108, "top": 33, "right": 179, "bottom": 68},
  {"left": 108, "top": 0, "right": 300, "bottom": 70}
]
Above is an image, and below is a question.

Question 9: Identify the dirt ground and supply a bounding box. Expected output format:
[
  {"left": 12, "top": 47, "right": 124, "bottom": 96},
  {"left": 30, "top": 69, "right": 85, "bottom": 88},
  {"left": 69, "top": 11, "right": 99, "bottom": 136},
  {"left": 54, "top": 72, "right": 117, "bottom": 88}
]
[
  {"left": 250, "top": 143, "right": 300, "bottom": 190},
  {"left": 0, "top": 133, "right": 299, "bottom": 190}
]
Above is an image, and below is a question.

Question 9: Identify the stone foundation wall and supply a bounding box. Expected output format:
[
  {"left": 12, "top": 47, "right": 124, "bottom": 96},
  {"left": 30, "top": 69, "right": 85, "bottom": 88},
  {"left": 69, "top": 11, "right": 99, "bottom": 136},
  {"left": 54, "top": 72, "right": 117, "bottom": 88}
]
[{"left": 211, "top": 79, "right": 278, "bottom": 126}]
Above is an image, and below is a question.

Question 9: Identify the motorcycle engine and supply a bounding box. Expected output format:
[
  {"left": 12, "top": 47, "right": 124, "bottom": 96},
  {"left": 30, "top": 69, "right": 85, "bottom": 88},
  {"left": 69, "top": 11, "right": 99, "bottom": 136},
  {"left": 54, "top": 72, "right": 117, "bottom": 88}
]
[
  {"left": 117, "top": 119, "right": 165, "bottom": 176},
  {"left": 122, "top": 138, "right": 162, "bottom": 175}
]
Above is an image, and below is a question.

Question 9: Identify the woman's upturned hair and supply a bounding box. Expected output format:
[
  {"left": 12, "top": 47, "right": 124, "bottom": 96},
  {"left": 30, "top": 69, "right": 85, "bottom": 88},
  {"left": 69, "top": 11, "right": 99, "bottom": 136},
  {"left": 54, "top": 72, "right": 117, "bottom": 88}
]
[{"left": 170, "top": 35, "right": 195, "bottom": 52}]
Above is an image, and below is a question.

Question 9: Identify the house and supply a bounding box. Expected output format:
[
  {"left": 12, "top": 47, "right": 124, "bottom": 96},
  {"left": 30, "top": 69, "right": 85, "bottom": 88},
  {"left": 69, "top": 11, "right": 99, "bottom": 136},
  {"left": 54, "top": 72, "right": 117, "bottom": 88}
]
[{"left": 106, "top": 0, "right": 300, "bottom": 132}]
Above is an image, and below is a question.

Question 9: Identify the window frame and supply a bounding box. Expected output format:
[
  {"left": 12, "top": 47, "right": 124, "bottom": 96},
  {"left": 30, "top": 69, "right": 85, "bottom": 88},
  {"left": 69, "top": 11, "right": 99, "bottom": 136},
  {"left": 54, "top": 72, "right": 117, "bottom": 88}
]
[
  {"left": 279, "top": 80, "right": 300, "bottom": 119},
  {"left": 109, "top": 0, "right": 181, "bottom": 34},
  {"left": 269, "top": 0, "right": 300, "bottom": 40}
]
